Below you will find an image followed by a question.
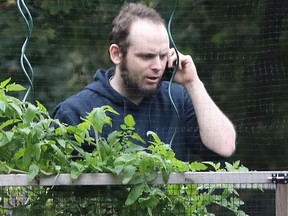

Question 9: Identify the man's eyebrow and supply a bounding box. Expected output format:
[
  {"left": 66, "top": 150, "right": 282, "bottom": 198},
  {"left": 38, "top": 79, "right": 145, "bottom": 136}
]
[
  {"left": 135, "top": 52, "right": 156, "bottom": 57},
  {"left": 135, "top": 51, "right": 169, "bottom": 57}
]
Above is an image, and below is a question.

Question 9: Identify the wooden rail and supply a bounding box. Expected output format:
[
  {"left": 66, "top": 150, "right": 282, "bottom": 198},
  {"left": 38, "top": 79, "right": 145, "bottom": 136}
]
[{"left": 0, "top": 171, "right": 286, "bottom": 186}]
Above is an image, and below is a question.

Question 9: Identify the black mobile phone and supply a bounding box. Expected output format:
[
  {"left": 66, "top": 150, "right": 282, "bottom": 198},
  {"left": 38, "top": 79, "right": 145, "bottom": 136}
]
[{"left": 162, "top": 62, "right": 177, "bottom": 81}]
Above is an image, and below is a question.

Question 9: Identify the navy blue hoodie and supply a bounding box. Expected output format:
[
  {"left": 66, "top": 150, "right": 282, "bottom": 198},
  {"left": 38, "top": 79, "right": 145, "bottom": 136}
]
[{"left": 52, "top": 68, "right": 219, "bottom": 161}]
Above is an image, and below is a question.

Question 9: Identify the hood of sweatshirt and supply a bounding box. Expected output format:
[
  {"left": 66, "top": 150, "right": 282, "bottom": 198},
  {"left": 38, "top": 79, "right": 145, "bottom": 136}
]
[
  {"left": 84, "top": 68, "right": 157, "bottom": 141},
  {"left": 90, "top": 68, "right": 122, "bottom": 105}
]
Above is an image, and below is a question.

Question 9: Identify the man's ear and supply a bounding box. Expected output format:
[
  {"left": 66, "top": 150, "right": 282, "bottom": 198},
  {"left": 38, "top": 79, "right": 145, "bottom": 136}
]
[{"left": 109, "top": 44, "right": 122, "bottom": 64}]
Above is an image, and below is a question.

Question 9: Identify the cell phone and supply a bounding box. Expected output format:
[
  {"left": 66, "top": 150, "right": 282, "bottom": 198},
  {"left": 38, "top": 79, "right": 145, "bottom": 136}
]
[{"left": 162, "top": 62, "right": 177, "bottom": 81}]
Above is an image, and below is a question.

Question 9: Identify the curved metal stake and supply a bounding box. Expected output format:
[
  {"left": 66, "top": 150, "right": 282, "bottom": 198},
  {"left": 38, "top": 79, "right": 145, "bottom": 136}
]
[{"left": 17, "top": 0, "right": 35, "bottom": 102}]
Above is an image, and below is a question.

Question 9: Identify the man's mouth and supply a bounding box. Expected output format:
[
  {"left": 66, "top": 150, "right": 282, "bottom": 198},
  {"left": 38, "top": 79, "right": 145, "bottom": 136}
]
[{"left": 146, "top": 76, "right": 160, "bottom": 84}]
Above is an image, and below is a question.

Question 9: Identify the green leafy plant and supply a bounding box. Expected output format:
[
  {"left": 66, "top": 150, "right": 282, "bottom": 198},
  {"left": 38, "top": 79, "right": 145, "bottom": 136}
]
[{"left": 0, "top": 78, "right": 249, "bottom": 215}]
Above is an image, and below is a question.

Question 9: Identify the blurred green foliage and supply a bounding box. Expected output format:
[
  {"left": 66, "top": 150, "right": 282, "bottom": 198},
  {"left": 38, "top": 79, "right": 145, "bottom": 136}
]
[{"left": 0, "top": 0, "right": 288, "bottom": 170}]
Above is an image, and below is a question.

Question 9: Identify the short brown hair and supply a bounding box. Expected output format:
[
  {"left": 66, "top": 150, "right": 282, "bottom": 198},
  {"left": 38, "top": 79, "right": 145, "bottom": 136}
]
[{"left": 108, "top": 3, "right": 166, "bottom": 56}]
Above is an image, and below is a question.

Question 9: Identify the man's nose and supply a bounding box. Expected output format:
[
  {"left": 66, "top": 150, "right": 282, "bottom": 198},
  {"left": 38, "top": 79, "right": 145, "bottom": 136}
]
[{"left": 151, "top": 56, "right": 162, "bottom": 71}]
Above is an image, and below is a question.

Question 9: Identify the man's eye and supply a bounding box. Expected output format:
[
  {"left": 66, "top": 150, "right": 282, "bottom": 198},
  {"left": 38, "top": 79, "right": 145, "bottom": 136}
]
[{"left": 142, "top": 54, "right": 153, "bottom": 59}]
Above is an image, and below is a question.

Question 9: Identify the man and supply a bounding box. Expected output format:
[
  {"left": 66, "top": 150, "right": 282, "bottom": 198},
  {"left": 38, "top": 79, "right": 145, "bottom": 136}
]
[{"left": 52, "top": 3, "right": 236, "bottom": 162}]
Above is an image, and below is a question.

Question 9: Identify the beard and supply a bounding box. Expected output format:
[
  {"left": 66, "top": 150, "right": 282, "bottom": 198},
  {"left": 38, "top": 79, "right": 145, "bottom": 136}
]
[{"left": 119, "top": 57, "right": 161, "bottom": 97}]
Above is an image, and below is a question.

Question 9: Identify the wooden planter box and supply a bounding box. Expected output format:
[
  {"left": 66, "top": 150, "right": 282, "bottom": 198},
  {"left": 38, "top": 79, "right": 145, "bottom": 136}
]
[{"left": 0, "top": 171, "right": 287, "bottom": 216}]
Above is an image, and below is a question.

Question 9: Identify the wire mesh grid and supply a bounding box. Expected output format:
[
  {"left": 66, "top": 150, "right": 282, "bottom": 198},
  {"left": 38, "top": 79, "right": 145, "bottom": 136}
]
[{"left": 0, "top": 183, "right": 275, "bottom": 216}]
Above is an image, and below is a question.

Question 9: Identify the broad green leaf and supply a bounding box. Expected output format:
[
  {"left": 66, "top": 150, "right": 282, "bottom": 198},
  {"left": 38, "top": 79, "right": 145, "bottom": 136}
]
[
  {"left": 125, "top": 184, "right": 145, "bottom": 206},
  {"left": 28, "top": 163, "right": 39, "bottom": 182},
  {"left": 147, "top": 131, "right": 162, "bottom": 144},
  {"left": 131, "top": 133, "right": 146, "bottom": 144},
  {"left": 0, "top": 131, "right": 13, "bottom": 147},
  {"left": 122, "top": 165, "right": 137, "bottom": 184},
  {"left": 0, "top": 90, "right": 6, "bottom": 102},
  {"left": 238, "top": 165, "right": 249, "bottom": 172},
  {"left": 13, "top": 148, "right": 25, "bottom": 166},
  {"left": 120, "top": 124, "right": 127, "bottom": 130},
  {"left": 139, "top": 157, "right": 152, "bottom": 173},
  {"left": 0, "top": 100, "right": 6, "bottom": 112},
  {"left": 34, "top": 142, "right": 43, "bottom": 161},
  {"left": 84, "top": 152, "right": 97, "bottom": 166},
  {"left": 77, "top": 121, "right": 90, "bottom": 131},
  {"left": 23, "top": 103, "right": 38, "bottom": 123},
  {"left": 51, "top": 144, "right": 66, "bottom": 161},
  {"left": 4, "top": 131, "right": 13, "bottom": 143},
  {"left": 144, "top": 172, "right": 158, "bottom": 182},
  {"left": 114, "top": 165, "right": 124, "bottom": 175},
  {"left": 104, "top": 115, "right": 113, "bottom": 127},
  {"left": 19, "top": 127, "right": 31, "bottom": 135},
  {"left": 6, "top": 83, "right": 26, "bottom": 92},
  {"left": 162, "top": 170, "right": 170, "bottom": 183},
  {"left": 23, "top": 145, "right": 33, "bottom": 169},
  {"left": 107, "top": 130, "right": 119, "bottom": 145},
  {"left": 203, "top": 161, "right": 221, "bottom": 171},
  {"left": 87, "top": 108, "right": 107, "bottom": 133},
  {"left": 74, "top": 132, "right": 85, "bottom": 143},
  {"left": 171, "top": 159, "right": 190, "bottom": 172},
  {"left": 36, "top": 100, "right": 48, "bottom": 113},
  {"left": 70, "top": 162, "right": 85, "bottom": 180},
  {"left": 56, "top": 139, "right": 66, "bottom": 148},
  {"left": 138, "top": 195, "right": 160, "bottom": 209},
  {"left": 150, "top": 154, "right": 167, "bottom": 170},
  {"left": 0, "top": 162, "right": 9, "bottom": 173},
  {"left": 125, "top": 143, "right": 145, "bottom": 153},
  {"left": 102, "top": 105, "right": 119, "bottom": 115},
  {"left": 124, "top": 114, "right": 135, "bottom": 127},
  {"left": 233, "top": 160, "right": 240, "bottom": 167},
  {"left": 131, "top": 173, "right": 145, "bottom": 184},
  {"left": 0, "top": 78, "right": 11, "bottom": 89},
  {"left": 9, "top": 102, "right": 23, "bottom": 117},
  {"left": 225, "top": 162, "right": 233, "bottom": 171},
  {"left": 114, "top": 154, "right": 136, "bottom": 165},
  {"left": 55, "top": 166, "right": 61, "bottom": 172},
  {"left": 190, "top": 162, "right": 208, "bottom": 171},
  {"left": 0, "top": 119, "right": 21, "bottom": 130}
]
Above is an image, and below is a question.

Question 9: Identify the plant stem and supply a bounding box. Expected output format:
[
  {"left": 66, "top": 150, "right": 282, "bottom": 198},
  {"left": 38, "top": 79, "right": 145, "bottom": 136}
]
[
  {"left": 94, "top": 128, "right": 102, "bottom": 162},
  {"left": 8, "top": 167, "right": 29, "bottom": 174}
]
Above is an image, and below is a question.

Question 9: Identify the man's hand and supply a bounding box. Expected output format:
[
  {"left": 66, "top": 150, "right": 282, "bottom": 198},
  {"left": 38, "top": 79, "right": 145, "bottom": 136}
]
[{"left": 167, "top": 48, "right": 199, "bottom": 86}]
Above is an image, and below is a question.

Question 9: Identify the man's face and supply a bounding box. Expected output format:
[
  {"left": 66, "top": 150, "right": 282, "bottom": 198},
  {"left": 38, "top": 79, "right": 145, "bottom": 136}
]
[{"left": 119, "top": 19, "right": 170, "bottom": 97}]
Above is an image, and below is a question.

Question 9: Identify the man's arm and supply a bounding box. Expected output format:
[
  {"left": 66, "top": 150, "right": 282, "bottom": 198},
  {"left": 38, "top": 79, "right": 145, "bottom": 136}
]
[
  {"left": 185, "top": 79, "right": 236, "bottom": 157},
  {"left": 167, "top": 49, "right": 236, "bottom": 157}
]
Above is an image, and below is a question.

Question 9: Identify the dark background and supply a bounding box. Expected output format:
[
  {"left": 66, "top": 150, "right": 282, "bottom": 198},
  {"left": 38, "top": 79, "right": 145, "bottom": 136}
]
[{"left": 1, "top": 0, "right": 287, "bottom": 171}]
